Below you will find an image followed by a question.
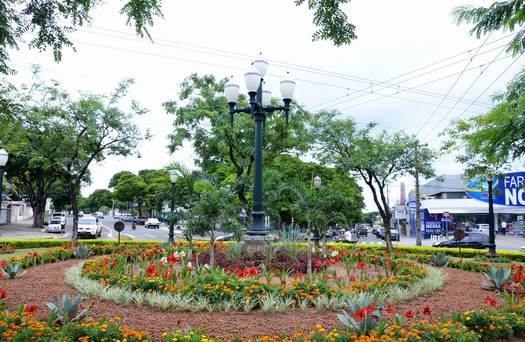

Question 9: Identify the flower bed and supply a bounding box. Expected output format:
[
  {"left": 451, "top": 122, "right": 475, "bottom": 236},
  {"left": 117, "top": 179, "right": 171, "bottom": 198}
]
[{"left": 78, "top": 244, "right": 431, "bottom": 311}]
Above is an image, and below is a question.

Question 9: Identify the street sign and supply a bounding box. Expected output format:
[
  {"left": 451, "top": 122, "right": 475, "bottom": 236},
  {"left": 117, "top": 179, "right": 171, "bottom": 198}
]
[
  {"left": 113, "top": 221, "right": 125, "bottom": 232},
  {"left": 454, "top": 228, "right": 465, "bottom": 241},
  {"left": 113, "top": 221, "right": 125, "bottom": 245}
]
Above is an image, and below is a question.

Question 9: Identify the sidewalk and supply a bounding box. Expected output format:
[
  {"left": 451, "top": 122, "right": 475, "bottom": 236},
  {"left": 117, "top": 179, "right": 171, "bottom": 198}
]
[{"left": 0, "top": 219, "right": 54, "bottom": 239}]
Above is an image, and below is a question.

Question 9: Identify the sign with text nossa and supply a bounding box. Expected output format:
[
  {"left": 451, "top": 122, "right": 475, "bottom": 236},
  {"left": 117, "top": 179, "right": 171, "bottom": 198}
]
[{"left": 465, "top": 171, "right": 525, "bottom": 206}]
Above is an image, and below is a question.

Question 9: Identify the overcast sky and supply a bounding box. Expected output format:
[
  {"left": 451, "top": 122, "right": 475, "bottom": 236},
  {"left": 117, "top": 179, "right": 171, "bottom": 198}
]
[{"left": 8, "top": 0, "right": 525, "bottom": 211}]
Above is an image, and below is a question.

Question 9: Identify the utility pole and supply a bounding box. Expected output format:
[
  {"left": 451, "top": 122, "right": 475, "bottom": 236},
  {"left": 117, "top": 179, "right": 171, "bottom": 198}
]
[{"left": 415, "top": 143, "right": 427, "bottom": 246}]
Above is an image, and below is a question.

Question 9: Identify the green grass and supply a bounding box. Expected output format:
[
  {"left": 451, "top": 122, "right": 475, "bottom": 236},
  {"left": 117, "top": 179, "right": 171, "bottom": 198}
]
[{"left": 0, "top": 247, "right": 52, "bottom": 261}]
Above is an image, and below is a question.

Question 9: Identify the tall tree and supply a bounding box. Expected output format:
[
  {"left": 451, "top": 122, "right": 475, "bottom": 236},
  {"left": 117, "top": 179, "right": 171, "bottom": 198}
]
[
  {"left": 85, "top": 189, "right": 113, "bottom": 213},
  {"left": 0, "top": 1, "right": 355, "bottom": 75},
  {"left": 113, "top": 173, "right": 147, "bottom": 215},
  {"left": 108, "top": 171, "right": 135, "bottom": 189},
  {"left": 454, "top": 1, "right": 525, "bottom": 55},
  {"left": 312, "top": 112, "right": 435, "bottom": 251},
  {"left": 164, "top": 73, "right": 312, "bottom": 208},
  {"left": 57, "top": 79, "right": 146, "bottom": 245},
  {"left": 1, "top": 73, "right": 69, "bottom": 227}
]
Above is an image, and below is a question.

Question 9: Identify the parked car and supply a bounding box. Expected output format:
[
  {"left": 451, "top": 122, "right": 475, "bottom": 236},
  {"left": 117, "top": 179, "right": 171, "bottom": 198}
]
[
  {"left": 390, "top": 229, "right": 401, "bottom": 241},
  {"left": 432, "top": 232, "right": 489, "bottom": 249},
  {"left": 521, "top": 246, "right": 525, "bottom": 252},
  {"left": 145, "top": 218, "right": 160, "bottom": 229},
  {"left": 472, "top": 223, "right": 489, "bottom": 233},
  {"left": 52, "top": 212, "right": 67, "bottom": 227},
  {"left": 133, "top": 216, "right": 148, "bottom": 225},
  {"left": 95, "top": 211, "right": 104, "bottom": 219},
  {"left": 77, "top": 216, "right": 102, "bottom": 238},
  {"left": 47, "top": 218, "right": 65, "bottom": 233}
]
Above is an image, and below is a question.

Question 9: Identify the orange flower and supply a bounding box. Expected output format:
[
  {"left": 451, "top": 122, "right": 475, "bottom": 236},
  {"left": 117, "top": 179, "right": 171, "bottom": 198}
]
[{"left": 23, "top": 305, "right": 39, "bottom": 314}]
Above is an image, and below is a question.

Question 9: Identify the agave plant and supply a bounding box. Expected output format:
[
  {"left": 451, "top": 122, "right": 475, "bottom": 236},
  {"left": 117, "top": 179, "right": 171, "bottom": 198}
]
[
  {"left": 73, "top": 245, "right": 92, "bottom": 259},
  {"left": 337, "top": 293, "right": 384, "bottom": 335},
  {"left": 482, "top": 266, "right": 511, "bottom": 291},
  {"left": 0, "top": 263, "right": 26, "bottom": 279},
  {"left": 46, "top": 294, "right": 88, "bottom": 325},
  {"left": 431, "top": 252, "right": 448, "bottom": 267}
]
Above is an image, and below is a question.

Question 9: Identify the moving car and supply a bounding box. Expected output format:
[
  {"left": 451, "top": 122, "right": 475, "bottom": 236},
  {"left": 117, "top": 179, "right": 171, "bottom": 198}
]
[
  {"left": 120, "top": 213, "right": 134, "bottom": 222},
  {"left": 47, "top": 218, "right": 65, "bottom": 233},
  {"left": 432, "top": 232, "right": 489, "bottom": 249},
  {"left": 77, "top": 216, "right": 102, "bottom": 238},
  {"left": 521, "top": 246, "right": 525, "bottom": 252},
  {"left": 95, "top": 211, "right": 104, "bottom": 219},
  {"left": 133, "top": 216, "right": 148, "bottom": 225},
  {"left": 216, "top": 233, "right": 235, "bottom": 241},
  {"left": 145, "top": 218, "right": 160, "bottom": 229}
]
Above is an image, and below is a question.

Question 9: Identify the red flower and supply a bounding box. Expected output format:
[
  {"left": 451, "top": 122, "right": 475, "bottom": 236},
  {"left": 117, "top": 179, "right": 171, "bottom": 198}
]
[
  {"left": 353, "top": 303, "right": 376, "bottom": 322},
  {"left": 145, "top": 265, "right": 158, "bottom": 277},
  {"left": 423, "top": 305, "right": 431, "bottom": 316},
  {"left": 386, "top": 304, "right": 395, "bottom": 314},
  {"left": 484, "top": 296, "right": 497, "bottom": 307},
  {"left": 357, "top": 260, "right": 367, "bottom": 270},
  {"left": 404, "top": 310, "right": 414, "bottom": 319},
  {"left": 502, "top": 283, "right": 510, "bottom": 291},
  {"left": 162, "top": 269, "right": 173, "bottom": 278},
  {"left": 0, "top": 261, "right": 6, "bottom": 268},
  {"left": 350, "top": 276, "right": 357, "bottom": 282},
  {"left": 0, "top": 289, "right": 6, "bottom": 299},
  {"left": 236, "top": 268, "right": 245, "bottom": 278},
  {"left": 313, "top": 259, "right": 322, "bottom": 268},
  {"left": 23, "top": 305, "right": 39, "bottom": 314},
  {"left": 246, "top": 267, "right": 258, "bottom": 277},
  {"left": 111, "top": 261, "right": 118, "bottom": 268}
]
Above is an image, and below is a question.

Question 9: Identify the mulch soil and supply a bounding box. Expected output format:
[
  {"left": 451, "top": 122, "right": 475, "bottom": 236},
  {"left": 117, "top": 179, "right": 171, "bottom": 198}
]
[{"left": 1, "top": 260, "right": 493, "bottom": 340}]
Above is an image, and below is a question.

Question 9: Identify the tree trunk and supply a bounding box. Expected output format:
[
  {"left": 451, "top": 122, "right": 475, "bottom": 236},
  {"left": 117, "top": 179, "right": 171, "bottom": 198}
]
[
  {"left": 382, "top": 213, "right": 393, "bottom": 252},
  {"left": 69, "top": 182, "right": 79, "bottom": 246},
  {"left": 322, "top": 235, "right": 327, "bottom": 258},
  {"left": 209, "top": 240, "right": 215, "bottom": 268},
  {"left": 307, "top": 221, "right": 312, "bottom": 275},
  {"left": 32, "top": 198, "right": 46, "bottom": 228}
]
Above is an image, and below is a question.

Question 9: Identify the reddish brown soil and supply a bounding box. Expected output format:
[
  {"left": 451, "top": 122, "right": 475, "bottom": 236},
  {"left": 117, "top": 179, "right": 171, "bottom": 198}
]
[{"left": 0, "top": 260, "right": 493, "bottom": 340}]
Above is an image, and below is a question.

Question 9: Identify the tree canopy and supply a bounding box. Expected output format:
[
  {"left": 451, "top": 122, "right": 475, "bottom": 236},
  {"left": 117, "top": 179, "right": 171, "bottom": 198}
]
[
  {"left": 454, "top": 0, "right": 525, "bottom": 55},
  {"left": 312, "top": 111, "right": 435, "bottom": 251}
]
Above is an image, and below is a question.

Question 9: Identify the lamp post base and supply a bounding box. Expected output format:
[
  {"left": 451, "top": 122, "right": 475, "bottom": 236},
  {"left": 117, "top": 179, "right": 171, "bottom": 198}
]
[
  {"left": 485, "top": 244, "right": 497, "bottom": 258},
  {"left": 243, "top": 234, "right": 274, "bottom": 255}
]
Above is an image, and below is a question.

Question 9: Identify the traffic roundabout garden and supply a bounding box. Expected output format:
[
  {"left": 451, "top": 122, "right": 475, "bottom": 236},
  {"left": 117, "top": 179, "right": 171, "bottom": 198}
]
[{"left": 0, "top": 240, "right": 524, "bottom": 341}]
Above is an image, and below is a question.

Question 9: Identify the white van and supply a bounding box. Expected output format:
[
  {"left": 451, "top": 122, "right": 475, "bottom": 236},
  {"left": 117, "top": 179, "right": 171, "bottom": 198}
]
[
  {"left": 77, "top": 216, "right": 102, "bottom": 238},
  {"left": 47, "top": 218, "right": 65, "bottom": 233},
  {"left": 52, "top": 212, "right": 67, "bottom": 227}
]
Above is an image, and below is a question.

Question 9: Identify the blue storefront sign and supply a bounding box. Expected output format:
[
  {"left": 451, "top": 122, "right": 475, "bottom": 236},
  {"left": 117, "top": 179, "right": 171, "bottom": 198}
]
[{"left": 465, "top": 171, "right": 525, "bottom": 206}]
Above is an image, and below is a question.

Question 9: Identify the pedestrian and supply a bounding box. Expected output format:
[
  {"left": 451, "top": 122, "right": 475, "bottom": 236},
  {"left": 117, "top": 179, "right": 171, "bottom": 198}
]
[{"left": 132, "top": 221, "right": 136, "bottom": 230}]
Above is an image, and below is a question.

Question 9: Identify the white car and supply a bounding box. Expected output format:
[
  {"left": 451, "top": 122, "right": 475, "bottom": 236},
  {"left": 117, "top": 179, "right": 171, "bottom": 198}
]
[
  {"left": 77, "top": 216, "right": 102, "bottom": 238},
  {"left": 47, "top": 218, "right": 65, "bottom": 233},
  {"left": 472, "top": 223, "right": 489, "bottom": 232},
  {"left": 521, "top": 246, "right": 525, "bottom": 252},
  {"left": 52, "top": 212, "right": 67, "bottom": 226},
  {"left": 145, "top": 218, "right": 160, "bottom": 229}
]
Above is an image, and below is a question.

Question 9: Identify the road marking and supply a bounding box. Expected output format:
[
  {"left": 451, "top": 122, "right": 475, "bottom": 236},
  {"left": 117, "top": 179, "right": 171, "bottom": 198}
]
[
  {"left": 102, "top": 225, "right": 113, "bottom": 239},
  {"left": 144, "top": 233, "right": 156, "bottom": 238}
]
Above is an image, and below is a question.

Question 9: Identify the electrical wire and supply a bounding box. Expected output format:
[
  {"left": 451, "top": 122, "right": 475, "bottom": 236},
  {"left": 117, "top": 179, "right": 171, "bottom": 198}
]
[
  {"left": 79, "top": 27, "right": 512, "bottom": 109},
  {"left": 415, "top": 34, "right": 493, "bottom": 137},
  {"left": 420, "top": 44, "right": 509, "bottom": 141}
]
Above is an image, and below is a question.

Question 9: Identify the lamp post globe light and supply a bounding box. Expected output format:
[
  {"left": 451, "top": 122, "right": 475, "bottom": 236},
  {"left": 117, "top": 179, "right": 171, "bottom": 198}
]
[
  {"left": 486, "top": 170, "right": 497, "bottom": 257},
  {"left": 0, "top": 149, "right": 8, "bottom": 211},
  {"left": 168, "top": 171, "right": 179, "bottom": 244},
  {"left": 225, "top": 57, "right": 296, "bottom": 236}
]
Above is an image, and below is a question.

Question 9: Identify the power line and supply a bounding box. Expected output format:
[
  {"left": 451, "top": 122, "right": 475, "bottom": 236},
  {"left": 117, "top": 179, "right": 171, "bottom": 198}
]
[
  {"left": 455, "top": 52, "right": 524, "bottom": 120},
  {"left": 420, "top": 44, "right": 509, "bottom": 141},
  {"left": 69, "top": 39, "right": 486, "bottom": 114},
  {"left": 415, "top": 34, "right": 493, "bottom": 137},
  {"left": 81, "top": 27, "right": 508, "bottom": 109},
  {"left": 336, "top": 54, "right": 513, "bottom": 112}
]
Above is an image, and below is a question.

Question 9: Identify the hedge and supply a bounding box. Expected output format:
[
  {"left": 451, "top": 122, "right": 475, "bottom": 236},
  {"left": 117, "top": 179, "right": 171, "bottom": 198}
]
[{"left": 1, "top": 238, "right": 523, "bottom": 262}]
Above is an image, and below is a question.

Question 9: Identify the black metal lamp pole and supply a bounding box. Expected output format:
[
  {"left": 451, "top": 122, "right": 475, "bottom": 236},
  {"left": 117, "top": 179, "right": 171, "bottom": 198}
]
[
  {"left": 486, "top": 175, "right": 497, "bottom": 257},
  {"left": 168, "top": 171, "right": 178, "bottom": 244},
  {"left": 224, "top": 59, "right": 295, "bottom": 236}
]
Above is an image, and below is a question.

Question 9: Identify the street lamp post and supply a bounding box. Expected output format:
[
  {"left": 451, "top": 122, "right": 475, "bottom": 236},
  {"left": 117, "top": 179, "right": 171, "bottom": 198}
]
[
  {"left": 486, "top": 172, "right": 497, "bottom": 257},
  {"left": 168, "top": 171, "right": 179, "bottom": 244},
  {"left": 224, "top": 57, "right": 296, "bottom": 236},
  {"left": 0, "top": 149, "right": 9, "bottom": 220},
  {"left": 313, "top": 176, "right": 322, "bottom": 247}
]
